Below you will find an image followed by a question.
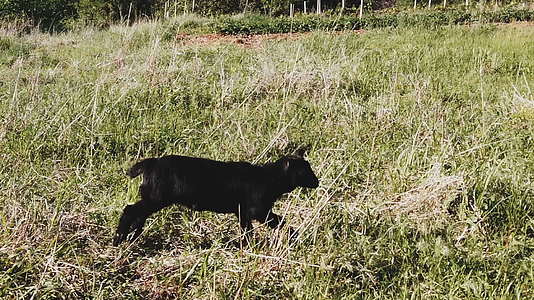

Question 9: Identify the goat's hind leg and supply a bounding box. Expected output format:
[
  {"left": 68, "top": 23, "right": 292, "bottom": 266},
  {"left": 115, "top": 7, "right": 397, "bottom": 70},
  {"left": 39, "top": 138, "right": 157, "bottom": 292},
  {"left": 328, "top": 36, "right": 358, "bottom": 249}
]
[
  {"left": 114, "top": 204, "right": 134, "bottom": 246},
  {"left": 114, "top": 199, "right": 169, "bottom": 246},
  {"left": 113, "top": 201, "right": 151, "bottom": 246}
]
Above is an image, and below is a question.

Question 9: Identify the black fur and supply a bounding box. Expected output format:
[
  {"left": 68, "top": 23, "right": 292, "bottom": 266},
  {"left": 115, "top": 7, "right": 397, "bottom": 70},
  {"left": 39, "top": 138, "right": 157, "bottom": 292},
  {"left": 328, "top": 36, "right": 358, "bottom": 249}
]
[{"left": 113, "top": 153, "right": 319, "bottom": 246}]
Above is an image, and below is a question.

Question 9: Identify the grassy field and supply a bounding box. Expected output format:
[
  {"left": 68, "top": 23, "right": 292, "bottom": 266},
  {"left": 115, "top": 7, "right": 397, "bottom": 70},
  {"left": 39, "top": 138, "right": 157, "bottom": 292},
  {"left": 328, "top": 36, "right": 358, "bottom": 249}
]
[{"left": 0, "top": 17, "right": 533, "bottom": 298}]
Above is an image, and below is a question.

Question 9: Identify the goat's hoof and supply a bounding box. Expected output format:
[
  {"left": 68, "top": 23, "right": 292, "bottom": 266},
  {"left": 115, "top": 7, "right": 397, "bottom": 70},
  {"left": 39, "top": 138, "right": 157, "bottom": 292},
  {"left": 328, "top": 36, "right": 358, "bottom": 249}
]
[{"left": 113, "top": 233, "right": 126, "bottom": 246}]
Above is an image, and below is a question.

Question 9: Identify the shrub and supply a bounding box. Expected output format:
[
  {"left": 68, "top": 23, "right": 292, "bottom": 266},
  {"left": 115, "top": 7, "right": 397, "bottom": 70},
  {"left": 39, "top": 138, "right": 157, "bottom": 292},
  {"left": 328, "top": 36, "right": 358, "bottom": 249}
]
[
  {"left": 212, "top": 7, "right": 534, "bottom": 35},
  {"left": 0, "top": 0, "right": 78, "bottom": 31}
]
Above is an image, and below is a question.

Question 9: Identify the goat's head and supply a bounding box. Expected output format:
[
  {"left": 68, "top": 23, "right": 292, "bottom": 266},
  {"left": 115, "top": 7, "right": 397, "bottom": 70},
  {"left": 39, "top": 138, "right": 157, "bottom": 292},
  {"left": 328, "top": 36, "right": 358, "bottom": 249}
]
[{"left": 277, "top": 151, "right": 319, "bottom": 189}]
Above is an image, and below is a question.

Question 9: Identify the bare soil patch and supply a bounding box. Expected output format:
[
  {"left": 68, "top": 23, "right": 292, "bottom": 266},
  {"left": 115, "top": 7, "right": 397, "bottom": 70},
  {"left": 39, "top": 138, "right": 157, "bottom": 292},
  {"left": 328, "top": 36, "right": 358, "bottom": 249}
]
[
  {"left": 174, "top": 30, "right": 366, "bottom": 48},
  {"left": 174, "top": 21, "right": 533, "bottom": 48}
]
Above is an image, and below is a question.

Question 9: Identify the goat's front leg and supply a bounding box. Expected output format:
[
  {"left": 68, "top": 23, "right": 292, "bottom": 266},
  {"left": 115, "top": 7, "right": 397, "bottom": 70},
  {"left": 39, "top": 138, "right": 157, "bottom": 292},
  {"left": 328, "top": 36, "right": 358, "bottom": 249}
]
[
  {"left": 259, "top": 210, "right": 298, "bottom": 241},
  {"left": 262, "top": 210, "right": 286, "bottom": 229},
  {"left": 237, "top": 206, "right": 253, "bottom": 245}
]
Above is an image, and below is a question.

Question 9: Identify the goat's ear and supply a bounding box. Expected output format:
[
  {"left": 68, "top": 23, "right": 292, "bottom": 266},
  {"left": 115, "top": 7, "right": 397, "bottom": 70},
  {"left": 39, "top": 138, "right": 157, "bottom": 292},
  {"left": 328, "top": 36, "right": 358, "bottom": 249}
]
[
  {"left": 282, "top": 159, "right": 290, "bottom": 172},
  {"left": 295, "top": 148, "right": 306, "bottom": 158}
]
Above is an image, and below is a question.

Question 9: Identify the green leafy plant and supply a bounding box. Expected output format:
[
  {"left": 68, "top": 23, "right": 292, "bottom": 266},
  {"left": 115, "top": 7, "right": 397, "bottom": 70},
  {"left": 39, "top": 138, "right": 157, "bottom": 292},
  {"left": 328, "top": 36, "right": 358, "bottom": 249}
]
[{"left": 212, "top": 7, "right": 534, "bottom": 35}]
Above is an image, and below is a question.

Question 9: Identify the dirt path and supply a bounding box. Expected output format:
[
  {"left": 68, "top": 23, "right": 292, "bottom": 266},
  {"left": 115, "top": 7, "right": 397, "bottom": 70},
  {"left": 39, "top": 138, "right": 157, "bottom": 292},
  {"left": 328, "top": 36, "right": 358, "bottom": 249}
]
[{"left": 174, "top": 30, "right": 366, "bottom": 48}]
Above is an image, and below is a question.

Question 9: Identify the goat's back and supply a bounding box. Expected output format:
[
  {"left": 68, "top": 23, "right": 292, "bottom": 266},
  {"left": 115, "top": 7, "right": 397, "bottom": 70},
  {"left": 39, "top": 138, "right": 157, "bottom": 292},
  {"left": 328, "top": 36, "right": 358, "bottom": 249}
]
[
  {"left": 156, "top": 155, "right": 259, "bottom": 179},
  {"left": 135, "top": 155, "right": 271, "bottom": 213}
]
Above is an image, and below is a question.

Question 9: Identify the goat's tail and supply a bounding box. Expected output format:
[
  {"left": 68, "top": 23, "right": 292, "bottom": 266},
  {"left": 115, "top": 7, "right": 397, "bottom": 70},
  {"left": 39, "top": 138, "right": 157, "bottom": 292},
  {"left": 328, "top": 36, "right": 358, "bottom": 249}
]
[{"left": 127, "top": 158, "right": 157, "bottom": 178}]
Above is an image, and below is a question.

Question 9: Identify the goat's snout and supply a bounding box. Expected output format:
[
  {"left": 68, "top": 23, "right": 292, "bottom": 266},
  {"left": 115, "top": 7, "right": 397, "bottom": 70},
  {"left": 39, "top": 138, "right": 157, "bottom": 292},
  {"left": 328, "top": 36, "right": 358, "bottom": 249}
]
[
  {"left": 302, "top": 175, "right": 319, "bottom": 188},
  {"left": 309, "top": 176, "right": 319, "bottom": 188}
]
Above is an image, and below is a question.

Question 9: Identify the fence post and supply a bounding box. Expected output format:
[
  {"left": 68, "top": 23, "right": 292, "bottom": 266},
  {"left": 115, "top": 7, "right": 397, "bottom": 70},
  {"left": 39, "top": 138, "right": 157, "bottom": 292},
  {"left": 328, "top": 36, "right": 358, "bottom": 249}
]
[
  {"left": 359, "top": 0, "right": 363, "bottom": 19},
  {"left": 304, "top": 1, "right": 307, "bottom": 13},
  {"left": 127, "top": 2, "right": 133, "bottom": 24},
  {"left": 164, "top": 1, "right": 168, "bottom": 18},
  {"left": 317, "top": 0, "right": 321, "bottom": 14}
]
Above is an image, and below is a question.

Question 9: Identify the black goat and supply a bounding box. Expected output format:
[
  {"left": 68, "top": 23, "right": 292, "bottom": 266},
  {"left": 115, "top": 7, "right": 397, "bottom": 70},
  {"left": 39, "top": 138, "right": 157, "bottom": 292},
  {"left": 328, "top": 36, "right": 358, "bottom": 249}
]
[{"left": 113, "top": 151, "right": 319, "bottom": 246}]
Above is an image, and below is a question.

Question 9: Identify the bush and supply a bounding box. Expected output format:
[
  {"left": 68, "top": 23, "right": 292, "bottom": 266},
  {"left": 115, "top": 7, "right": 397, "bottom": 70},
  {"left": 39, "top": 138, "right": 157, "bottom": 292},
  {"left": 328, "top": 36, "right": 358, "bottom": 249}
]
[
  {"left": 0, "top": 0, "right": 166, "bottom": 30},
  {"left": 74, "top": 0, "right": 112, "bottom": 28},
  {"left": 0, "top": 0, "right": 78, "bottom": 31},
  {"left": 212, "top": 7, "right": 534, "bottom": 35},
  {"left": 478, "top": 7, "right": 534, "bottom": 23},
  {"left": 1, "top": 0, "right": 532, "bottom": 32}
]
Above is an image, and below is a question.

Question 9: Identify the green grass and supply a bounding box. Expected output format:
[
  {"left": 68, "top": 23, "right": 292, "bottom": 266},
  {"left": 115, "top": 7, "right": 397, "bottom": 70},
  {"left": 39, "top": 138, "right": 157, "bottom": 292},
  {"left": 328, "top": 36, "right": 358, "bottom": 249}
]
[{"left": 0, "top": 18, "right": 533, "bottom": 298}]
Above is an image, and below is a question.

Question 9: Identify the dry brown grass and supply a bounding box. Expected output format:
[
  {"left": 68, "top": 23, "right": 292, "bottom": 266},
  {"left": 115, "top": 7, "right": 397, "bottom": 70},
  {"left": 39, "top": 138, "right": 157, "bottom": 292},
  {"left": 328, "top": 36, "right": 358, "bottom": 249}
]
[{"left": 379, "top": 163, "right": 465, "bottom": 233}]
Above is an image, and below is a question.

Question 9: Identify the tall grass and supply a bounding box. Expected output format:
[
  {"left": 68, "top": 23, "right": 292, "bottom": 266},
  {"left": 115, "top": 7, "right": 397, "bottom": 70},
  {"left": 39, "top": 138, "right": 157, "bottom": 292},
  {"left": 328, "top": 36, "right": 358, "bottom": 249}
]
[{"left": 0, "top": 18, "right": 533, "bottom": 298}]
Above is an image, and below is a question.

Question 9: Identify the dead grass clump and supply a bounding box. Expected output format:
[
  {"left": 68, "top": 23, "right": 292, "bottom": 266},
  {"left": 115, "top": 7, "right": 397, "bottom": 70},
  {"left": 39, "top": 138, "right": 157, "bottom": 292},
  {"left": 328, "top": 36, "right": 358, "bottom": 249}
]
[
  {"left": 382, "top": 163, "right": 464, "bottom": 233},
  {"left": 56, "top": 212, "right": 107, "bottom": 246},
  {"left": 510, "top": 85, "right": 534, "bottom": 121},
  {"left": 134, "top": 257, "right": 184, "bottom": 299}
]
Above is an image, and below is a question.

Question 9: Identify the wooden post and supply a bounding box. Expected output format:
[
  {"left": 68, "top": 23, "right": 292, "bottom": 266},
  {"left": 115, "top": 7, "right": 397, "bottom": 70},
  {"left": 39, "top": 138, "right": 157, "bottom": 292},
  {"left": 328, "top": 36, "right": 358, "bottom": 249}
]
[
  {"left": 127, "top": 2, "right": 133, "bottom": 23},
  {"left": 413, "top": 0, "right": 417, "bottom": 9},
  {"left": 317, "top": 0, "right": 321, "bottom": 14},
  {"left": 359, "top": 0, "right": 363, "bottom": 18},
  {"left": 192, "top": 0, "right": 195, "bottom": 12},
  {"left": 465, "top": 0, "right": 468, "bottom": 6},
  {"left": 290, "top": 3, "right": 294, "bottom": 17},
  {"left": 428, "top": 0, "right": 431, "bottom": 8},
  {"left": 443, "top": 0, "right": 447, "bottom": 7},
  {"left": 164, "top": 1, "right": 168, "bottom": 18},
  {"left": 304, "top": 1, "right": 307, "bottom": 13},
  {"left": 342, "top": 0, "right": 345, "bottom": 10}
]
